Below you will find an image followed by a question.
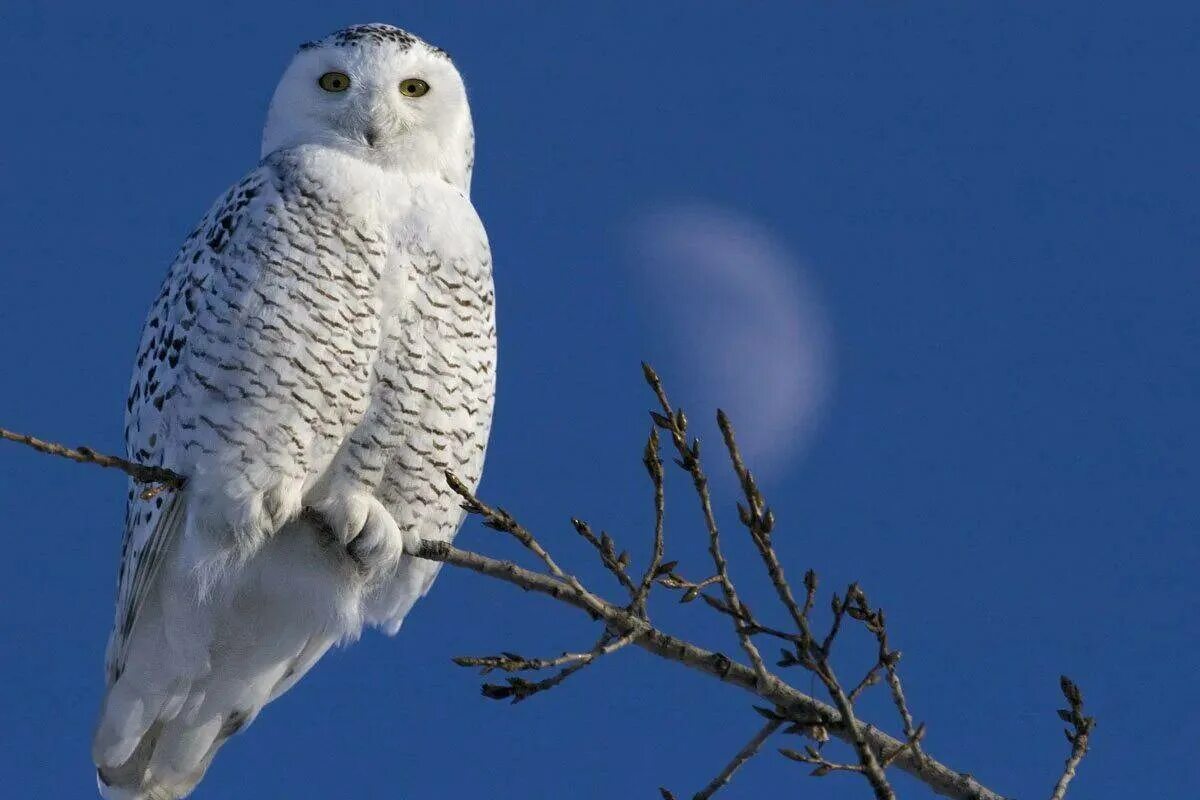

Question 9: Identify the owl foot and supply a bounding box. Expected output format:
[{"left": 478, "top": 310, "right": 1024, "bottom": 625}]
[{"left": 309, "top": 492, "right": 418, "bottom": 576}]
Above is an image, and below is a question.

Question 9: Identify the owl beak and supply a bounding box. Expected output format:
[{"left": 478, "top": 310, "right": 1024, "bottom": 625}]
[{"left": 360, "top": 99, "right": 397, "bottom": 148}]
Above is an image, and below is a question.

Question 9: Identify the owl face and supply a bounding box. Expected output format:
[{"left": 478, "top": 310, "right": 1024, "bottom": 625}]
[{"left": 262, "top": 25, "right": 473, "bottom": 184}]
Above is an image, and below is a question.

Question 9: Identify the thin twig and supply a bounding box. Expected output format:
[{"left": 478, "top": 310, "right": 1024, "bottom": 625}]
[
  {"left": 476, "top": 630, "right": 638, "bottom": 702},
  {"left": 697, "top": 593, "right": 802, "bottom": 644},
  {"left": 822, "top": 591, "right": 849, "bottom": 656},
  {"left": 655, "top": 570, "right": 719, "bottom": 602},
  {"left": 1050, "top": 676, "right": 1094, "bottom": 800},
  {"left": 453, "top": 649, "right": 604, "bottom": 674},
  {"left": 801, "top": 569, "right": 818, "bottom": 618},
  {"left": 0, "top": 426, "right": 184, "bottom": 496},
  {"left": 818, "top": 671, "right": 896, "bottom": 799},
  {"left": 631, "top": 427, "right": 666, "bottom": 615},
  {"left": 779, "top": 745, "right": 866, "bottom": 775},
  {"left": 881, "top": 723, "right": 927, "bottom": 768},
  {"left": 571, "top": 517, "right": 638, "bottom": 597},
  {"left": 445, "top": 471, "right": 567, "bottom": 579},
  {"left": 874, "top": 613, "right": 927, "bottom": 767},
  {"left": 719, "top": 411, "right": 896, "bottom": 798},
  {"left": 692, "top": 718, "right": 783, "bottom": 800},
  {"left": 848, "top": 660, "right": 887, "bottom": 703},
  {"left": 643, "top": 363, "right": 770, "bottom": 685},
  {"left": 716, "top": 410, "right": 808, "bottom": 632},
  {"left": 443, "top": 473, "right": 611, "bottom": 621}
]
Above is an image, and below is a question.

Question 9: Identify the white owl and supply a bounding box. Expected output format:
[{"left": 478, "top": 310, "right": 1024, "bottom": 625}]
[{"left": 92, "top": 24, "right": 496, "bottom": 799}]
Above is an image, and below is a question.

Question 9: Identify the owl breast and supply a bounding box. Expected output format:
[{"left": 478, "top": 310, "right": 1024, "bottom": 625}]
[{"left": 372, "top": 216, "right": 496, "bottom": 545}]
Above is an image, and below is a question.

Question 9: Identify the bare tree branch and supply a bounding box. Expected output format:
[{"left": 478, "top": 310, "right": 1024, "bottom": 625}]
[
  {"left": 0, "top": 366, "right": 1096, "bottom": 800},
  {"left": 413, "top": 532, "right": 1010, "bottom": 800}
]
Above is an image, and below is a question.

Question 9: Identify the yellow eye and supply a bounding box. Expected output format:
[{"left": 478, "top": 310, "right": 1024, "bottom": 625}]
[
  {"left": 399, "top": 78, "right": 430, "bottom": 98},
  {"left": 318, "top": 72, "right": 350, "bottom": 92}
]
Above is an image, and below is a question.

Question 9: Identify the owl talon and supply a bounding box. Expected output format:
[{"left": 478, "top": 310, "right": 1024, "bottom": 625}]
[{"left": 310, "top": 492, "right": 405, "bottom": 576}]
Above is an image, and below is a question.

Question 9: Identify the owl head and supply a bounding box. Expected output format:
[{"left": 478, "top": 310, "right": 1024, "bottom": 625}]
[{"left": 262, "top": 24, "right": 474, "bottom": 188}]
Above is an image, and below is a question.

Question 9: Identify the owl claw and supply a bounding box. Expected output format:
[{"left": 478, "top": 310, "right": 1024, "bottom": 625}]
[
  {"left": 345, "top": 506, "right": 403, "bottom": 572},
  {"left": 310, "top": 492, "right": 406, "bottom": 576}
]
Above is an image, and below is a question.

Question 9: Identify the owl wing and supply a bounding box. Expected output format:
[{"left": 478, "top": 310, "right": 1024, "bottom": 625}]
[
  {"left": 104, "top": 169, "right": 269, "bottom": 682},
  {"left": 105, "top": 155, "right": 388, "bottom": 682}
]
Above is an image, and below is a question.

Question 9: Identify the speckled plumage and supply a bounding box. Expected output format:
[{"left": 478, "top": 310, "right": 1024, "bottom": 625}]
[{"left": 93, "top": 25, "right": 494, "bottom": 799}]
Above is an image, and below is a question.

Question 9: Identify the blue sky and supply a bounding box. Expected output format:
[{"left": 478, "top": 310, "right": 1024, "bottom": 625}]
[{"left": 0, "top": 2, "right": 1196, "bottom": 798}]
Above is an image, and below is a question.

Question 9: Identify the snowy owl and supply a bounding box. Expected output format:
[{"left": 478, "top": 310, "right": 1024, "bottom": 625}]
[{"left": 91, "top": 24, "right": 495, "bottom": 799}]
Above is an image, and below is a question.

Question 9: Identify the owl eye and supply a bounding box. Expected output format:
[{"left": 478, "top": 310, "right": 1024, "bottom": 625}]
[
  {"left": 399, "top": 78, "right": 430, "bottom": 98},
  {"left": 318, "top": 72, "right": 351, "bottom": 92}
]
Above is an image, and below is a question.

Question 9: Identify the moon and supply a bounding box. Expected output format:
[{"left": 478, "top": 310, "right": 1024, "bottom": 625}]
[{"left": 627, "top": 204, "right": 834, "bottom": 476}]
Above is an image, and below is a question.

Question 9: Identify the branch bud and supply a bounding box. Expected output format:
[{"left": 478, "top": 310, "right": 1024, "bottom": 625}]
[{"left": 653, "top": 560, "right": 678, "bottom": 577}]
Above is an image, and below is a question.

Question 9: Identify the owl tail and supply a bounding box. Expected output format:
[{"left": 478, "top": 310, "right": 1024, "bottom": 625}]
[
  {"left": 92, "top": 516, "right": 346, "bottom": 799},
  {"left": 94, "top": 717, "right": 213, "bottom": 800},
  {"left": 93, "top": 622, "right": 335, "bottom": 799}
]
